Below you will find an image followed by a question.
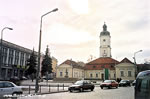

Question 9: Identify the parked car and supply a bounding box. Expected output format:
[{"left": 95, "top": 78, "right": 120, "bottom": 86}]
[
  {"left": 68, "top": 80, "right": 95, "bottom": 92},
  {"left": 119, "top": 80, "right": 131, "bottom": 87},
  {"left": 10, "top": 76, "right": 21, "bottom": 86},
  {"left": 132, "top": 80, "right": 136, "bottom": 86},
  {"left": 42, "top": 76, "right": 53, "bottom": 80},
  {"left": 0, "top": 81, "right": 23, "bottom": 96},
  {"left": 100, "top": 80, "right": 118, "bottom": 89},
  {"left": 20, "top": 76, "right": 28, "bottom": 80},
  {"left": 135, "top": 70, "right": 150, "bottom": 99}
]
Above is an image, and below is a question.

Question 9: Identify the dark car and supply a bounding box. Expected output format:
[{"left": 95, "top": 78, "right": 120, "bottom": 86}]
[
  {"left": 20, "top": 76, "right": 28, "bottom": 80},
  {"left": 68, "top": 80, "right": 95, "bottom": 92},
  {"left": 135, "top": 70, "right": 150, "bottom": 99},
  {"left": 100, "top": 80, "right": 118, "bottom": 89},
  {"left": 10, "top": 76, "right": 21, "bottom": 86},
  {"left": 119, "top": 80, "right": 131, "bottom": 87},
  {"left": 132, "top": 80, "right": 136, "bottom": 86}
]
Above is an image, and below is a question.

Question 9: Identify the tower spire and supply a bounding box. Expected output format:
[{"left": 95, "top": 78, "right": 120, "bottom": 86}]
[{"left": 103, "top": 22, "right": 107, "bottom": 31}]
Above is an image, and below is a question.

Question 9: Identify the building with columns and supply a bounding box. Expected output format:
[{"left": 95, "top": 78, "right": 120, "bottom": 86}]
[
  {"left": 0, "top": 40, "right": 38, "bottom": 80},
  {"left": 0, "top": 40, "right": 58, "bottom": 80}
]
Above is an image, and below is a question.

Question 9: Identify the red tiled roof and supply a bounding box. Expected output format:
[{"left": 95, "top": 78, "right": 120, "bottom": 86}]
[
  {"left": 119, "top": 58, "right": 133, "bottom": 64},
  {"left": 85, "top": 57, "right": 119, "bottom": 70},
  {"left": 87, "top": 57, "right": 119, "bottom": 65}
]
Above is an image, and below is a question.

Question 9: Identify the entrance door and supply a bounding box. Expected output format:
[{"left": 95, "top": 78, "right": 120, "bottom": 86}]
[
  {"left": 105, "top": 68, "right": 109, "bottom": 80},
  {"left": 101, "top": 74, "right": 104, "bottom": 81}
]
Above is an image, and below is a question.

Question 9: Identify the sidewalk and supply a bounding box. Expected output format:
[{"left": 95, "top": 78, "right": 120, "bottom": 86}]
[
  {"left": 21, "top": 80, "right": 72, "bottom": 86},
  {"left": 21, "top": 79, "right": 102, "bottom": 86},
  {"left": 20, "top": 80, "right": 70, "bottom": 95}
]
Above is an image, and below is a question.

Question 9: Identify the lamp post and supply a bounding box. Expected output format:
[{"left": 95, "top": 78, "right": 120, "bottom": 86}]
[
  {"left": 0, "top": 27, "right": 13, "bottom": 79},
  {"left": 133, "top": 50, "right": 142, "bottom": 77},
  {"left": 35, "top": 8, "right": 58, "bottom": 93}
]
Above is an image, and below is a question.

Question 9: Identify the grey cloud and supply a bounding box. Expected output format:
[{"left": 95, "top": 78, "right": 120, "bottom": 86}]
[{"left": 126, "top": 15, "right": 149, "bottom": 31}]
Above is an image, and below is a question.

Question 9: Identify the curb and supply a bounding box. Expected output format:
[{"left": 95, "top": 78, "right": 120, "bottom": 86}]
[{"left": 37, "top": 90, "right": 68, "bottom": 95}]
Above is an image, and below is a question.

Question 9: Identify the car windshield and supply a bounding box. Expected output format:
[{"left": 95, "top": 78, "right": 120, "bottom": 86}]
[
  {"left": 74, "top": 81, "right": 83, "bottom": 85},
  {"left": 121, "top": 80, "right": 127, "bottom": 82},
  {"left": 104, "top": 80, "right": 112, "bottom": 83}
]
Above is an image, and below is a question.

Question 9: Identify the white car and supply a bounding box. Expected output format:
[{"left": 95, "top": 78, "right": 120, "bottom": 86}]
[{"left": 0, "top": 81, "right": 23, "bottom": 96}]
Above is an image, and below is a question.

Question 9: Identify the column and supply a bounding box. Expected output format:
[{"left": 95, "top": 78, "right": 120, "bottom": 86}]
[{"left": 6, "top": 48, "right": 9, "bottom": 65}]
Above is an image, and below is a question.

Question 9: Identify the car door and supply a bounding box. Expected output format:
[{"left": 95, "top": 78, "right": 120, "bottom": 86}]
[
  {"left": 3, "top": 82, "right": 15, "bottom": 95},
  {"left": 83, "top": 81, "right": 88, "bottom": 89},
  {"left": 111, "top": 81, "right": 117, "bottom": 87},
  {"left": 0, "top": 82, "right": 5, "bottom": 96}
]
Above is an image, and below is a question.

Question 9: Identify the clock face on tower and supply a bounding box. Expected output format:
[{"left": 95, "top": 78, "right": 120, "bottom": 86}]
[{"left": 103, "top": 39, "right": 106, "bottom": 42}]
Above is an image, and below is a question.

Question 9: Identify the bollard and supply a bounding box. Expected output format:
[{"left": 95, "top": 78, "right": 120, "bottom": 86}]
[
  {"left": 57, "top": 84, "right": 59, "bottom": 92},
  {"left": 29, "top": 85, "right": 30, "bottom": 94},
  {"left": 63, "top": 84, "right": 64, "bottom": 90},
  {"left": 40, "top": 85, "right": 41, "bottom": 93},
  {"left": 49, "top": 85, "right": 51, "bottom": 93}
]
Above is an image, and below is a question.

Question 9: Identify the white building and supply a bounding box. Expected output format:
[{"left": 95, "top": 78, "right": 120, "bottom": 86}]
[
  {"left": 56, "top": 60, "right": 84, "bottom": 80},
  {"left": 100, "top": 23, "right": 111, "bottom": 57},
  {"left": 0, "top": 40, "right": 38, "bottom": 80}
]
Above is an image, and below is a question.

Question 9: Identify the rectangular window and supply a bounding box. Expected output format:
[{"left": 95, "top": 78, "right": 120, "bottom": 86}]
[
  {"left": 60, "top": 72, "right": 63, "bottom": 77},
  {"left": 90, "top": 73, "right": 93, "bottom": 78},
  {"left": 14, "top": 51, "right": 19, "bottom": 65},
  {"left": 96, "top": 73, "right": 98, "bottom": 78},
  {"left": 8, "top": 49, "right": 14, "bottom": 65},
  {"left": 20, "top": 53, "right": 24, "bottom": 66},
  {"left": 128, "top": 71, "right": 132, "bottom": 77},
  {"left": 2, "top": 47, "right": 8, "bottom": 64},
  {"left": 120, "top": 71, "right": 124, "bottom": 77},
  {"left": 74, "top": 72, "right": 78, "bottom": 78}
]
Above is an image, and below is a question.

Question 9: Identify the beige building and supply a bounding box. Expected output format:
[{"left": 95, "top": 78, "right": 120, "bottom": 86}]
[
  {"left": 85, "top": 57, "right": 119, "bottom": 80},
  {"left": 115, "top": 58, "right": 135, "bottom": 80},
  {"left": 56, "top": 57, "right": 136, "bottom": 81},
  {"left": 56, "top": 60, "right": 84, "bottom": 79},
  {"left": 52, "top": 56, "right": 58, "bottom": 73},
  {"left": 55, "top": 23, "right": 136, "bottom": 81}
]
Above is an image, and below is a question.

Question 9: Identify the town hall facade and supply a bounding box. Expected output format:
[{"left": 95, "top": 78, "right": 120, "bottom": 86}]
[{"left": 56, "top": 23, "right": 135, "bottom": 81}]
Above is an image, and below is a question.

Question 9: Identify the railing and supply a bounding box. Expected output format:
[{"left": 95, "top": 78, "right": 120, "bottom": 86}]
[{"left": 22, "top": 84, "right": 69, "bottom": 95}]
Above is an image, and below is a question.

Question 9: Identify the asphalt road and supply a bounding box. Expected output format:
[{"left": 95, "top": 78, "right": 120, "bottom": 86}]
[{"left": 19, "top": 86, "right": 134, "bottom": 99}]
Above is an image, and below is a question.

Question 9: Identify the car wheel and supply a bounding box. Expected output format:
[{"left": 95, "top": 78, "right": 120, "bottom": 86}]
[
  {"left": 91, "top": 88, "right": 94, "bottom": 91},
  {"left": 69, "top": 89, "right": 72, "bottom": 92},
  {"left": 12, "top": 92, "right": 17, "bottom": 96},
  {"left": 108, "top": 86, "right": 111, "bottom": 89},
  {"left": 80, "top": 88, "right": 83, "bottom": 92},
  {"left": 12, "top": 92, "right": 22, "bottom": 96},
  {"left": 101, "top": 87, "right": 103, "bottom": 89},
  {"left": 116, "top": 86, "right": 118, "bottom": 88}
]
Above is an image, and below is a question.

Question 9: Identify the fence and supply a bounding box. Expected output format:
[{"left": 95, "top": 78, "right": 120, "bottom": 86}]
[{"left": 22, "top": 84, "right": 69, "bottom": 95}]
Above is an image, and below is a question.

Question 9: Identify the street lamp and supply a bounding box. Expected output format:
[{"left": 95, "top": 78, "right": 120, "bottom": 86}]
[
  {"left": 133, "top": 50, "right": 142, "bottom": 77},
  {"left": 35, "top": 8, "right": 58, "bottom": 93},
  {"left": 0, "top": 27, "right": 13, "bottom": 79}
]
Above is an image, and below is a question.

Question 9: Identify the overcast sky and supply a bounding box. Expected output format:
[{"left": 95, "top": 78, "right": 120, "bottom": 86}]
[{"left": 0, "top": 0, "right": 150, "bottom": 64}]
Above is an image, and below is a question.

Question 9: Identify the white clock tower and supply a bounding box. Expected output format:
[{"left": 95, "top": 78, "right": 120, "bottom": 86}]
[{"left": 100, "top": 23, "right": 111, "bottom": 57}]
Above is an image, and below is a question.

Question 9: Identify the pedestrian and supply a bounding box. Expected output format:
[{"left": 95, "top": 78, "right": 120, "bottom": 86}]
[
  {"left": 116, "top": 78, "right": 119, "bottom": 83},
  {"left": 119, "top": 78, "right": 122, "bottom": 83}
]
